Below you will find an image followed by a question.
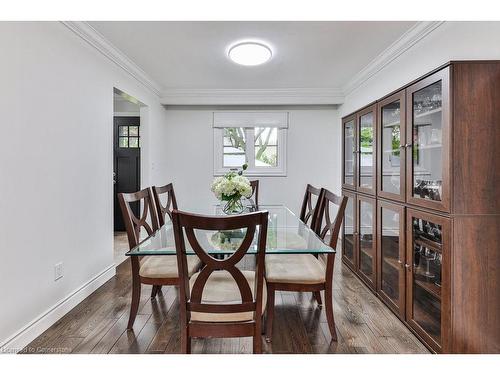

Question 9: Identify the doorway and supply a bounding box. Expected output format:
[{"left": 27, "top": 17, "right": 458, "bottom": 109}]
[{"left": 113, "top": 89, "right": 144, "bottom": 265}]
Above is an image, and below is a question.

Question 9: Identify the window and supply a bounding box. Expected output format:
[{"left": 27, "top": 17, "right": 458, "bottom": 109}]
[
  {"left": 118, "top": 125, "right": 140, "bottom": 148},
  {"left": 213, "top": 112, "right": 288, "bottom": 176}
]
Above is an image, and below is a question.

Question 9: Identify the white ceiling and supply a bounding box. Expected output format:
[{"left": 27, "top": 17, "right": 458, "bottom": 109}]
[{"left": 90, "top": 21, "right": 417, "bottom": 91}]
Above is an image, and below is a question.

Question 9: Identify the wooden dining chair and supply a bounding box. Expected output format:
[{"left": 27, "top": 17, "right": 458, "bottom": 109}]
[
  {"left": 118, "top": 187, "right": 201, "bottom": 330},
  {"left": 249, "top": 180, "right": 259, "bottom": 208},
  {"left": 299, "top": 184, "right": 322, "bottom": 230},
  {"left": 172, "top": 209, "right": 269, "bottom": 354},
  {"left": 264, "top": 188, "right": 348, "bottom": 342},
  {"left": 152, "top": 182, "right": 178, "bottom": 227}
]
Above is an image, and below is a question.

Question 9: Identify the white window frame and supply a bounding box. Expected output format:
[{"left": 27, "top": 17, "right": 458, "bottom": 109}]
[{"left": 213, "top": 111, "right": 288, "bottom": 177}]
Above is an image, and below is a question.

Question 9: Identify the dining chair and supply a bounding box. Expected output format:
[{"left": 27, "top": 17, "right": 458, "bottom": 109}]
[
  {"left": 172, "top": 209, "right": 268, "bottom": 354},
  {"left": 249, "top": 180, "right": 259, "bottom": 208},
  {"left": 152, "top": 182, "right": 178, "bottom": 227},
  {"left": 299, "top": 184, "right": 322, "bottom": 230},
  {"left": 118, "top": 187, "right": 201, "bottom": 330},
  {"left": 264, "top": 188, "right": 348, "bottom": 342}
]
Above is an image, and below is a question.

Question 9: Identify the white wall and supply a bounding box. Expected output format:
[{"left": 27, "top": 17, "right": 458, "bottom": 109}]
[
  {"left": 151, "top": 107, "right": 340, "bottom": 214},
  {"left": 340, "top": 21, "right": 500, "bottom": 116},
  {"left": 0, "top": 22, "right": 168, "bottom": 350}
]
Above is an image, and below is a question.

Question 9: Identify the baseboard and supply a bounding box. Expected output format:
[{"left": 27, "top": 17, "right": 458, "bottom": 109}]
[{"left": 0, "top": 264, "right": 116, "bottom": 354}]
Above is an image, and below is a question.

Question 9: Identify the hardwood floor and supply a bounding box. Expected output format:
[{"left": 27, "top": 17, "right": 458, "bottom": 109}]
[{"left": 22, "top": 253, "right": 429, "bottom": 354}]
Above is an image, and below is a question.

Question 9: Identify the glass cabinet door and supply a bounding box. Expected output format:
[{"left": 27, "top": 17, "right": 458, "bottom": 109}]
[
  {"left": 342, "top": 191, "right": 356, "bottom": 270},
  {"left": 406, "top": 208, "right": 449, "bottom": 353},
  {"left": 406, "top": 68, "right": 450, "bottom": 212},
  {"left": 377, "top": 201, "right": 405, "bottom": 318},
  {"left": 343, "top": 116, "right": 356, "bottom": 189},
  {"left": 357, "top": 106, "right": 376, "bottom": 194},
  {"left": 357, "top": 195, "right": 376, "bottom": 289},
  {"left": 378, "top": 91, "right": 406, "bottom": 202}
]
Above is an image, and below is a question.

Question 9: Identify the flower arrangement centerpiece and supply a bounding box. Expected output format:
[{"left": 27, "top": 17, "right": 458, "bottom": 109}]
[{"left": 211, "top": 164, "right": 252, "bottom": 214}]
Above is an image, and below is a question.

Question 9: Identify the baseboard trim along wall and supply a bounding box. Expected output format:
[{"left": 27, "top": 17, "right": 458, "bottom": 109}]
[{"left": 0, "top": 264, "right": 116, "bottom": 354}]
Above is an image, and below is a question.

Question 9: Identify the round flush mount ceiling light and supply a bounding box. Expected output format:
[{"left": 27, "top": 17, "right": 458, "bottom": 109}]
[{"left": 228, "top": 41, "right": 272, "bottom": 66}]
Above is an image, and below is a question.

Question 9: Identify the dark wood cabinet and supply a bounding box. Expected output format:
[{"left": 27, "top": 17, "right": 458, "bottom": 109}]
[
  {"left": 405, "top": 68, "right": 451, "bottom": 213},
  {"left": 377, "top": 200, "right": 405, "bottom": 319},
  {"left": 341, "top": 61, "right": 500, "bottom": 353},
  {"left": 377, "top": 91, "right": 406, "bottom": 202},
  {"left": 341, "top": 190, "right": 357, "bottom": 270},
  {"left": 356, "top": 105, "right": 377, "bottom": 195},
  {"left": 342, "top": 115, "right": 356, "bottom": 190},
  {"left": 357, "top": 194, "right": 376, "bottom": 289},
  {"left": 405, "top": 208, "right": 450, "bottom": 353}
]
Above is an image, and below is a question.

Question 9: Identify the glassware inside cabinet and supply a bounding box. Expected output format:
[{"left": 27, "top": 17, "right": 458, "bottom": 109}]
[
  {"left": 411, "top": 81, "right": 443, "bottom": 202},
  {"left": 411, "top": 217, "right": 442, "bottom": 343}
]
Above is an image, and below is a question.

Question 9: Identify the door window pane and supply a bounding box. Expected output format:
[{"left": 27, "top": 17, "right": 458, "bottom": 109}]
[
  {"left": 412, "top": 81, "right": 443, "bottom": 201},
  {"left": 223, "top": 127, "right": 246, "bottom": 167},
  {"left": 119, "top": 126, "right": 128, "bottom": 136},
  {"left": 129, "top": 137, "right": 139, "bottom": 148},
  {"left": 129, "top": 126, "right": 139, "bottom": 136},
  {"left": 119, "top": 137, "right": 128, "bottom": 148},
  {"left": 381, "top": 101, "right": 401, "bottom": 194},
  {"left": 381, "top": 207, "right": 401, "bottom": 302},
  {"left": 359, "top": 112, "right": 374, "bottom": 189},
  {"left": 344, "top": 120, "right": 355, "bottom": 185},
  {"left": 254, "top": 127, "right": 278, "bottom": 167}
]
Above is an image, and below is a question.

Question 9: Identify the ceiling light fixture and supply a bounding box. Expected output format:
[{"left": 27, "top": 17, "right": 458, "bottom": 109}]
[{"left": 228, "top": 41, "right": 272, "bottom": 66}]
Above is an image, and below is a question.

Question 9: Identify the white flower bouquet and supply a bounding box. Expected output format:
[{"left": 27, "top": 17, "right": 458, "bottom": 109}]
[{"left": 211, "top": 164, "right": 252, "bottom": 214}]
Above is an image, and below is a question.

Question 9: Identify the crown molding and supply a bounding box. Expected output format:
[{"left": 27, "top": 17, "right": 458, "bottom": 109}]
[
  {"left": 342, "top": 21, "right": 445, "bottom": 97},
  {"left": 160, "top": 88, "right": 344, "bottom": 105},
  {"left": 61, "top": 21, "right": 163, "bottom": 97}
]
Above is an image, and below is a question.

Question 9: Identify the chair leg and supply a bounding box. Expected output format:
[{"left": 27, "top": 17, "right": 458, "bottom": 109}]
[
  {"left": 180, "top": 328, "right": 191, "bottom": 354},
  {"left": 151, "top": 285, "right": 159, "bottom": 299},
  {"left": 253, "top": 330, "right": 262, "bottom": 354},
  {"left": 127, "top": 257, "right": 141, "bottom": 330},
  {"left": 313, "top": 291, "right": 323, "bottom": 307},
  {"left": 324, "top": 285, "right": 338, "bottom": 341},
  {"left": 265, "top": 286, "right": 275, "bottom": 343}
]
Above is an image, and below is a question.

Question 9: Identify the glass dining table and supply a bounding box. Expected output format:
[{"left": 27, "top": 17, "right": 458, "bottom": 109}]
[
  {"left": 126, "top": 205, "right": 334, "bottom": 256},
  {"left": 125, "top": 204, "right": 337, "bottom": 340}
]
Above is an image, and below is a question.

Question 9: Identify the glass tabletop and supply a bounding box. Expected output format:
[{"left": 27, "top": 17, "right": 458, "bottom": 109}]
[{"left": 126, "top": 205, "right": 334, "bottom": 256}]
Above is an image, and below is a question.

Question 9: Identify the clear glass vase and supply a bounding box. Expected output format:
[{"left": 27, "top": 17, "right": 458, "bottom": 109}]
[{"left": 221, "top": 197, "right": 244, "bottom": 215}]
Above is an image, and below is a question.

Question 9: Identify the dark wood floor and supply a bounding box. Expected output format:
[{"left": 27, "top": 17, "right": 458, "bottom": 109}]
[{"left": 23, "top": 251, "right": 429, "bottom": 354}]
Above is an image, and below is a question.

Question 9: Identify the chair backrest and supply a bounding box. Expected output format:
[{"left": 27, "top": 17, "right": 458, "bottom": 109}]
[
  {"left": 152, "top": 183, "right": 178, "bottom": 226},
  {"left": 118, "top": 187, "right": 159, "bottom": 250},
  {"left": 299, "top": 184, "right": 323, "bottom": 230},
  {"left": 172, "top": 210, "right": 268, "bottom": 322},
  {"left": 315, "top": 189, "right": 348, "bottom": 249},
  {"left": 249, "top": 180, "right": 259, "bottom": 207}
]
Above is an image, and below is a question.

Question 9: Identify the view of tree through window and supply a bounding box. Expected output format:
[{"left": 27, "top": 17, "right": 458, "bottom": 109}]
[
  {"left": 223, "top": 127, "right": 246, "bottom": 166},
  {"left": 254, "top": 127, "right": 277, "bottom": 166},
  {"left": 223, "top": 127, "right": 278, "bottom": 168}
]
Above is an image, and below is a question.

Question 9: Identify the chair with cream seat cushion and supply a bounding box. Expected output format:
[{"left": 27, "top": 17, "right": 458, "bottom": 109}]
[
  {"left": 172, "top": 209, "right": 268, "bottom": 354},
  {"left": 139, "top": 255, "right": 200, "bottom": 279},
  {"left": 118, "top": 187, "right": 201, "bottom": 330},
  {"left": 265, "top": 188, "right": 348, "bottom": 343},
  {"left": 189, "top": 270, "right": 267, "bottom": 323},
  {"left": 265, "top": 254, "right": 326, "bottom": 284}
]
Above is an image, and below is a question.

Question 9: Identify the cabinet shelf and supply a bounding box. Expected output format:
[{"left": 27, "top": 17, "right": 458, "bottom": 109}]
[
  {"left": 415, "top": 278, "right": 441, "bottom": 299},
  {"left": 414, "top": 107, "right": 442, "bottom": 119},
  {"left": 414, "top": 237, "right": 442, "bottom": 252},
  {"left": 383, "top": 256, "right": 401, "bottom": 271}
]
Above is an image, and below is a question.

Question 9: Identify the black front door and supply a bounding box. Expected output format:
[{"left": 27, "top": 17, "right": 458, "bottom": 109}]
[{"left": 114, "top": 116, "right": 140, "bottom": 231}]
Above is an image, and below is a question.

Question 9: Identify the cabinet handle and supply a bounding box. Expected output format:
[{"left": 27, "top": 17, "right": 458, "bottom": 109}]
[
  {"left": 406, "top": 143, "right": 412, "bottom": 148},
  {"left": 397, "top": 259, "right": 404, "bottom": 267},
  {"left": 404, "top": 264, "right": 412, "bottom": 272}
]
